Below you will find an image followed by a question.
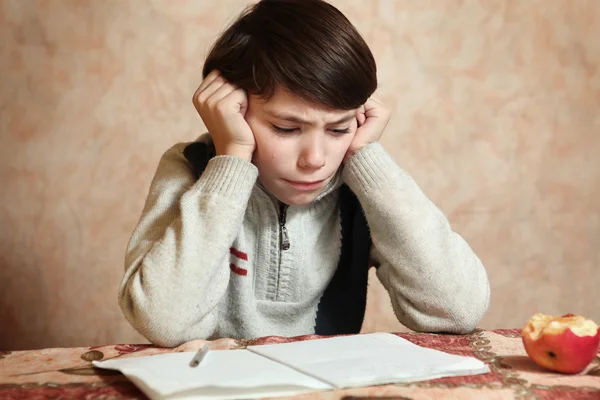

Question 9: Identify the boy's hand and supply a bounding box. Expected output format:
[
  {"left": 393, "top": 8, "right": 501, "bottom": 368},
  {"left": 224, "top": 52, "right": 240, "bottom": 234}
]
[
  {"left": 344, "top": 96, "right": 390, "bottom": 163},
  {"left": 193, "top": 70, "right": 255, "bottom": 161}
]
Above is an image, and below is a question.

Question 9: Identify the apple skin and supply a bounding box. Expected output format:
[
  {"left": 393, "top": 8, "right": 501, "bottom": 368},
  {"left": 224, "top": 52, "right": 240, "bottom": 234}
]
[{"left": 522, "top": 313, "right": 600, "bottom": 374}]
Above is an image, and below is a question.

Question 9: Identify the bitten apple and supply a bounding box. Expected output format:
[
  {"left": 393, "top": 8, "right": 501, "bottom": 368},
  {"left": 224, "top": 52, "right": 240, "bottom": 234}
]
[{"left": 522, "top": 313, "right": 600, "bottom": 374}]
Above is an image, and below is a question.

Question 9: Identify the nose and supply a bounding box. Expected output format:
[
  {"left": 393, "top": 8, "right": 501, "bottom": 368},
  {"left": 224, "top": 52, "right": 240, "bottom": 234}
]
[{"left": 298, "top": 133, "right": 326, "bottom": 170}]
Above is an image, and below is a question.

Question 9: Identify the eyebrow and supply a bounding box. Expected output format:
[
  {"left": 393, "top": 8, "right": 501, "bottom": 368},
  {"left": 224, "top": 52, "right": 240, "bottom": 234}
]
[{"left": 266, "top": 111, "right": 355, "bottom": 126}]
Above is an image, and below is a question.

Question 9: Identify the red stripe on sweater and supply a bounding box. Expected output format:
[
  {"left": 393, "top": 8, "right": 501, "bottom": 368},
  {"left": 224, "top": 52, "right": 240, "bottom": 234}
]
[
  {"left": 230, "top": 263, "right": 248, "bottom": 276},
  {"left": 229, "top": 247, "right": 248, "bottom": 261}
]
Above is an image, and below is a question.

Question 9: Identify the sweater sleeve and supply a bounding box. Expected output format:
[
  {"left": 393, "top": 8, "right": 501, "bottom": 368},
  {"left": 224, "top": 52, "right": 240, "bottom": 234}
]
[
  {"left": 342, "top": 143, "right": 490, "bottom": 334},
  {"left": 119, "top": 142, "right": 259, "bottom": 346}
]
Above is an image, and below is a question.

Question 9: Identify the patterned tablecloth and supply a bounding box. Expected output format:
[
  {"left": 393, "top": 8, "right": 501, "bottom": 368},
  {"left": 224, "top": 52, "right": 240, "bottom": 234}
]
[{"left": 1, "top": 329, "right": 599, "bottom": 400}]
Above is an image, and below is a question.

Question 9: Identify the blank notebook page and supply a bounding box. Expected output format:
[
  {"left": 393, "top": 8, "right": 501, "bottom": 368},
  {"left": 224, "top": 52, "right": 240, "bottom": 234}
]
[
  {"left": 94, "top": 349, "right": 331, "bottom": 400},
  {"left": 247, "top": 332, "right": 490, "bottom": 389}
]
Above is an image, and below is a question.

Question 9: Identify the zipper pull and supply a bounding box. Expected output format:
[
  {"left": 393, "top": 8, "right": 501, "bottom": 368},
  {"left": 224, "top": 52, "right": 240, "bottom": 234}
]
[
  {"left": 279, "top": 205, "right": 290, "bottom": 250},
  {"left": 281, "top": 224, "right": 290, "bottom": 250}
]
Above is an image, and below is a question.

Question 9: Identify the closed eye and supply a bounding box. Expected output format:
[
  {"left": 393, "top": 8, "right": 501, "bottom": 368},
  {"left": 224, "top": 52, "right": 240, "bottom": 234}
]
[
  {"left": 271, "top": 125, "right": 350, "bottom": 135},
  {"left": 331, "top": 128, "right": 351, "bottom": 134},
  {"left": 272, "top": 125, "right": 298, "bottom": 134}
]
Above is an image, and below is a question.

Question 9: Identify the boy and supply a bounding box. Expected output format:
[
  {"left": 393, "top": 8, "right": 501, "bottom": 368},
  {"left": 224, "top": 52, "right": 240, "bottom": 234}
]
[{"left": 119, "top": 0, "right": 490, "bottom": 347}]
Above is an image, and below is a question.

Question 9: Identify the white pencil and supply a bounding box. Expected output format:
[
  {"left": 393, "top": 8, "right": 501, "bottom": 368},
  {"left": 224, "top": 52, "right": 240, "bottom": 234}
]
[{"left": 189, "top": 344, "right": 210, "bottom": 368}]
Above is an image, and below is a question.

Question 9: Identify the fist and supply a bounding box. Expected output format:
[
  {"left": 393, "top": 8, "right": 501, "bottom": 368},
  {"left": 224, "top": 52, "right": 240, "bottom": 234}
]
[
  {"left": 192, "top": 70, "right": 255, "bottom": 161},
  {"left": 345, "top": 96, "right": 390, "bottom": 163}
]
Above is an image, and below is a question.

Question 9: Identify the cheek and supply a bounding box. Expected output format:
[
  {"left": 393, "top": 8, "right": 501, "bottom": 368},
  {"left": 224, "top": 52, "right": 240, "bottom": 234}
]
[
  {"left": 336, "top": 120, "right": 358, "bottom": 152},
  {"left": 246, "top": 117, "right": 273, "bottom": 153},
  {"left": 253, "top": 130, "right": 281, "bottom": 158},
  {"left": 331, "top": 133, "right": 355, "bottom": 158},
  {"left": 248, "top": 126, "right": 291, "bottom": 172}
]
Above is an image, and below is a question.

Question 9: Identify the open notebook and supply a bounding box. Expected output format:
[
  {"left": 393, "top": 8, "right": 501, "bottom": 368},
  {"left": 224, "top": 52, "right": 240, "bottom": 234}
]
[{"left": 93, "top": 332, "right": 489, "bottom": 400}]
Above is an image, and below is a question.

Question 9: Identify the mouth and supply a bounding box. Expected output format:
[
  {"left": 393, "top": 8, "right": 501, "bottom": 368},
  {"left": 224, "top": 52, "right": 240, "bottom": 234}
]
[{"left": 283, "top": 179, "right": 326, "bottom": 192}]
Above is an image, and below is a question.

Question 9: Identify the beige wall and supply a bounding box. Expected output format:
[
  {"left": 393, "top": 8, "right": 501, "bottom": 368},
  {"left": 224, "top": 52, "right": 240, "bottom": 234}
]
[{"left": 1, "top": 0, "right": 598, "bottom": 350}]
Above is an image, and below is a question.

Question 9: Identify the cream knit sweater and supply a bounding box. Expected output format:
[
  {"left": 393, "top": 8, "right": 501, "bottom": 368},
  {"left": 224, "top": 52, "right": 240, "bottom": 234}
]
[{"left": 119, "top": 136, "right": 490, "bottom": 347}]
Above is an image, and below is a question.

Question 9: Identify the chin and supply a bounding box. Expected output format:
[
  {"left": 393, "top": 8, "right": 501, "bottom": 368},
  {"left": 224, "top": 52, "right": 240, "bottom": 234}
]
[
  {"left": 281, "top": 193, "right": 319, "bottom": 206},
  {"left": 274, "top": 188, "right": 324, "bottom": 206},
  {"left": 265, "top": 179, "right": 329, "bottom": 206}
]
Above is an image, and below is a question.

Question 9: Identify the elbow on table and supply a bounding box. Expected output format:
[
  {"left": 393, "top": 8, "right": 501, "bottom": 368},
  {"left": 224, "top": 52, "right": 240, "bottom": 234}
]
[
  {"left": 445, "top": 307, "right": 486, "bottom": 334},
  {"left": 118, "top": 291, "right": 196, "bottom": 348},
  {"left": 435, "top": 259, "right": 492, "bottom": 334},
  {"left": 409, "top": 306, "right": 487, "bottom": 335},
  {"left": 403, "top": 285, "right": 490, "bottom": 335},
  {"left": 436, "top": 285, "right": 491, "bottom": 334},
  {"left": 136, "top": 324, "right": 188, "bottom": 348}
]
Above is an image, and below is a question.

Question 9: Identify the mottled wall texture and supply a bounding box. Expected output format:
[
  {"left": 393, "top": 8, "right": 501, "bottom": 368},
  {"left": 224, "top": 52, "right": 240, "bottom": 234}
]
[{"left": 1, "top": 0, "right": 598, "bottom": 350}]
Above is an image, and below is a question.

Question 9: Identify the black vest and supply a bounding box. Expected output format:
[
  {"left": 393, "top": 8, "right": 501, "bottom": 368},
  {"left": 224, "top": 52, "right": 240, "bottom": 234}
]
[{"left": 183, "top": 141, "right": 372, "bottom": 335}]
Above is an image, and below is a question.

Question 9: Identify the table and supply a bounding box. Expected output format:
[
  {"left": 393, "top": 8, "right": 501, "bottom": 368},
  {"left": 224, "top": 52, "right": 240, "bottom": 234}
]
[{"left": 1, "top": 329, "right": 599, "bottom": 399}]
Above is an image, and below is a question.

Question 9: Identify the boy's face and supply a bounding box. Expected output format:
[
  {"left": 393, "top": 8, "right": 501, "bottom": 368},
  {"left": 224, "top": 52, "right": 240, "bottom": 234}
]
[{"left": 245, "top": 86, "right": 357, "bottom": 206}]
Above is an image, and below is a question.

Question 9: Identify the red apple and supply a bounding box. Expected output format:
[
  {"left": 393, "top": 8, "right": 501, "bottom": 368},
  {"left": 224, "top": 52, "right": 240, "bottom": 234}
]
[{"left": 522, "top": 313, "right": 600, "bottom": 374}]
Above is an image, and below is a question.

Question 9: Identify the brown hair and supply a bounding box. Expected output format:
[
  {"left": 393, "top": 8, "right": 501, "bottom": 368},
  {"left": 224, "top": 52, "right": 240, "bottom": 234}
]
[{"left": 202, "top": 0, "right": 377, "bottom": 110}]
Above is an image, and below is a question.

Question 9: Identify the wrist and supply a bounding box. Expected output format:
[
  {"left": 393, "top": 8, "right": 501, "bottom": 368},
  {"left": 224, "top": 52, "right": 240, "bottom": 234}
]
[
  {"left": 343, "top": 145, "right": 363, "bottom": 165},
  {"left": 217, "top": 144, "right": 254, "bottom": 162}
]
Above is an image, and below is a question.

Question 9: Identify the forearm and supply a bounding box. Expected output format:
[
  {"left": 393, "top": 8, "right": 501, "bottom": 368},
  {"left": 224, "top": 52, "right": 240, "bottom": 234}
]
[
  {"left": 119, "top": 153, "right": 258, "bottom": 346},
  {"left": 343, "top": 143, "right": 490, "bottom": 333}
]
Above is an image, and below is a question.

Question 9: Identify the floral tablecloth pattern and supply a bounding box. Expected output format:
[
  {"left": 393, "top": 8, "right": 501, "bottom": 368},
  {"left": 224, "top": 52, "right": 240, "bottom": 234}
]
[{"left": 1, "top": 329, "right": 599, "bottom": 399}]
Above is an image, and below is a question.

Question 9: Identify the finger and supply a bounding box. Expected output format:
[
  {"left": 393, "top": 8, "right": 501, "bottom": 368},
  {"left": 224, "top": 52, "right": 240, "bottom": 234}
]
[
  {"left": 356, "top": 106, "right": 367, "bottom": 126},
  {"left": 362, "top": 97, "right": 377, "bottom": 114},
  {"left": 196, "top": 70, "right": 221, "bottom": 94},
  {"left": 363, "top": 97, "right": 388, "bottom": 119},
  {"left": 223, "top": 87, "right": 248, "bottom": 116},
  {"left": 195, "top": 78, "right": 228, "bottom": 106},
  {"left": 358, "top": 113, "right": 367, "bottom": 126},
  {"left": 205, "top": 82, "right": 238, "bottom": 108},
  {"left": 194, "top": 71, "right": 224, "bottom": 102}
]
